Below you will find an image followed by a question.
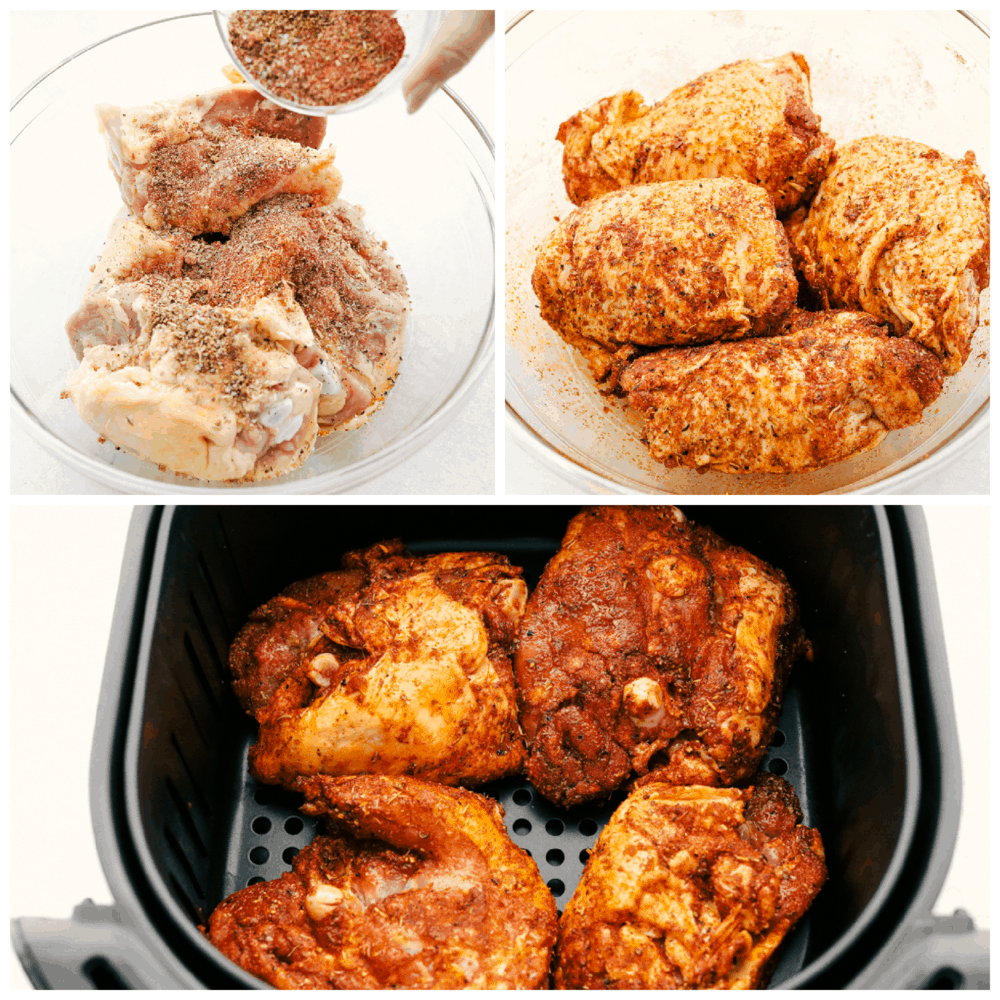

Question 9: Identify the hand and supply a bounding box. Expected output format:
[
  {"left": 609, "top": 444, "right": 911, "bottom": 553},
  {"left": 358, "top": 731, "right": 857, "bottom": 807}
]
[{"left": 402, "top": 10, "right": 494, "bottom": 114}]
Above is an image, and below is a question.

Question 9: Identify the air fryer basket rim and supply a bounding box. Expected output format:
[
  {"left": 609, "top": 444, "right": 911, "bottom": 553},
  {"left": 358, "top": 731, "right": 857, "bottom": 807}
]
[
  {"left": 778, "top": 506, "right": 923, "bottom": 987},
  {"left": 843, "top": 508, "right": 967, "bottom": 988},
  {"left": 95, "top": 504, "right": 962, "bottom": 989},
  {"left": 87, "top": 507, "right": 208, "bottom": 989}
]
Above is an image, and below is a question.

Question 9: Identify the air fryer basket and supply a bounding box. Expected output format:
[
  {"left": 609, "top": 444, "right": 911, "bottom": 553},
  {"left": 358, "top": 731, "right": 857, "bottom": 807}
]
[{"left": 12, "top": 506, "right": 989, "bottom": 989}]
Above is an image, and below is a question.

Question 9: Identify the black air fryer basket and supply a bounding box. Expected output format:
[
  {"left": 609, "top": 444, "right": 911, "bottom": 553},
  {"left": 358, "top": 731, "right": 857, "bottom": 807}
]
[{"left": 12, "top": 506, "right": 989, "bottom": 989}]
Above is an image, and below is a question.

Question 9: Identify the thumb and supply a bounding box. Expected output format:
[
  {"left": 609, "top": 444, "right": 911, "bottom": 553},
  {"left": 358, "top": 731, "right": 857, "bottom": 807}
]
[{"left": 402, "top": 10, "right": 494, "bottom": 114}]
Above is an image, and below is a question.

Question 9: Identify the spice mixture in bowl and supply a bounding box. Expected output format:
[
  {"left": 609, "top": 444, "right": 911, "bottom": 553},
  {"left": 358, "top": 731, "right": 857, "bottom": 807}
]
[
  {"left": 227, "top": 11, "right": 405, "bottom": 107},
  {"left": 505, "top": 11, "right": 989, "bottom": 495},
  {"left": 12, "top": 13, "right": 493, "bottom": 494},
  {"left": 216, "top": 10, "right": 445, "bottom": 115}
]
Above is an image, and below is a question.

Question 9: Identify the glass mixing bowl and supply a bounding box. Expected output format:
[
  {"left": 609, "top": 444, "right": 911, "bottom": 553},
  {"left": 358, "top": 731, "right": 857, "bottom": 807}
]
[
  {"left": 12, "top": 12, "right": 493, "bottom": 495},
  {"left": 214, "top": 10, "right": 445, "bottom": 116},
  {"left": 505, "top": 10, "right": 989, "bottom": 495}
]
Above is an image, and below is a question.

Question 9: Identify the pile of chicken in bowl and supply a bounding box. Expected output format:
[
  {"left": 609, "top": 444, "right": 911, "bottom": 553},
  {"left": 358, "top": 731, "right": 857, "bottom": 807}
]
[{"left": 505, "top": 11, "right": 989, "bottom": 494}]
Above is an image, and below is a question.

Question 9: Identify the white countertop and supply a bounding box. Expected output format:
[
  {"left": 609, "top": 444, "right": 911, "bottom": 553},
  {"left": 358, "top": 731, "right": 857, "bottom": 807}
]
[
  {"left": 10, "top": 11, "right": 496, "bottom": 497},
  {"left": 9, "top": 504, "right": 988, "bottom": 988}
]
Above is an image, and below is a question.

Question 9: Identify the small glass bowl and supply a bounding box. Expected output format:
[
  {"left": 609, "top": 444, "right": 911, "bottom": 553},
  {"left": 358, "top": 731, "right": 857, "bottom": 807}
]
[
  {"left": 11, "top": 12, "right": 494, "bottom": 495},
  {"left": 214, "top": 9, "right": 444, "bottom": 116}
]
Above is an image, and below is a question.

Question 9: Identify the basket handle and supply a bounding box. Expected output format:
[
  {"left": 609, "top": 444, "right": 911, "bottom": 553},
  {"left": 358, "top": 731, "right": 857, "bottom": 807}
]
[
  {"left": 857, "top": 910, "right": 990, "bottom": 989},
  {"left": 11, "top": 899, "right": 189, "bottom": 990}
]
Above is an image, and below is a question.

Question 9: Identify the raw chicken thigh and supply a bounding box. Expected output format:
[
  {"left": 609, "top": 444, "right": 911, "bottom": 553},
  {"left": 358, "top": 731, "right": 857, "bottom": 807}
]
[
  {"left": 515, "top": 506, "right": 810, "bottom": 807},
  {"left": 206, "top": 775, "right": 557, "bottom": 989},
  {"left": 555, "top": 775, "right": 827, "bottom": 989},
  {"left": 229, "top": 540, "right": 527, "bottom": 789},
  {"left": 532, "top": 178, "right": 797, "bottom": 376},
  {"left": 65, "top": 210, "right": 322, "bottom": 482},
  {"left": 786, "top": 136, "right": 989, "bottom": 374},
  {"left": 620, "top": 309, "right": 944, "bottom": 474},
  {"left": 557, "top": 53, "right": 834, "bottom": 213},
  {"left": 97, "top": 84, "right": 340, "bottom": 234}
]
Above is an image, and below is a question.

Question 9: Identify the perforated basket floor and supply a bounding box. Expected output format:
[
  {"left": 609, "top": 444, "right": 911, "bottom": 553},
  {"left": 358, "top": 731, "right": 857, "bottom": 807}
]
[{"left": 121, "top": 506, "right": 914, "bottom": 988}]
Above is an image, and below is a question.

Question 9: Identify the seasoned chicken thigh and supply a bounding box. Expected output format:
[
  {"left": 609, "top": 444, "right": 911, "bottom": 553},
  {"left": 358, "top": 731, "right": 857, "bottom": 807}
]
[
  {"left": 206, "top": 775, "right": 557, "bottom": 989},
  {"left": 620, "top": 309, "right": 944, "bottom": 474},
  {"left": 229, "top": 541, "right": 527, "bottom": 789},
  {"left": 555, "top": 775, "right": 827, "bottom": 989},
  {"left": 786, "top": 136, "right": 989, "bottom": 374},
  {"left": 64, "top": 191, "right": 408, "bottom": 478},
  {"left": 211, "top": 195, "right": 409, "bottom": 431},
  {"left": 64, "top": 209, "right": 323, "bottom": 482},
  {"left": 532, "top": 179, "right": 797, "bottom": 366},
  {"left": 515, "top": 507, "right": 810, "bottom": 808},
  {"left": 557, "top": 53, "right": 834, "bottom": 213},
  {"left": 97, "top": 84, "right": 341, "bottom": 234}
]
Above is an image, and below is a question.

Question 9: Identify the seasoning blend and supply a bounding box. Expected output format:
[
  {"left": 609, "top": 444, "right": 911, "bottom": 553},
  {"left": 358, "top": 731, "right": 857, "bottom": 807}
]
[{"left": 228, "top": 11, "right": 407, "bottom": 109}]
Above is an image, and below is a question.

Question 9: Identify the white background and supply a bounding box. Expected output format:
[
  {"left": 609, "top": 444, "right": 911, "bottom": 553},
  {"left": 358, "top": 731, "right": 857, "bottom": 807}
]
[
  {"left": 9, "top": 504, "right": 989, "bottom": 988},
  {"left": 10, "top": 10, "right": 496, "bottom": 496}
]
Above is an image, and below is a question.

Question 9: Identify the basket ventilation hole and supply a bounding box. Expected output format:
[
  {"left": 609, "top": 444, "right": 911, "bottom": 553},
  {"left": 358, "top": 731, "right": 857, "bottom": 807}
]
[
  {"left": 285, "top": 816, "right": 304, "bottom": 835},
  {"left": 768, "top": 758, "right": 789, "bottom": 775},
  {"left": 252, "top": 816, "right": 272, "bottom": 834},
  {"left": 82, "top": 958, "right": 129, "bottom": 989},
  {"left": 579, "top": 848, "right": 591, "bottom": 864},
  {"left": 771, "top": 730, "right": 786, "bottom": 748},
  {"left": 253, "top": 787, "right": 271, "bottom": 805},
  {"left": 249, "top": 846, "right": 269, "bottom": 865},
  {"left": 578, "top": 818, "right": 598, "bottom": 836},
  {"left": 546, "top": 819, "right": 565, "bottom": 836},
  {"left": 547, "top": 879, "right": 566, "bottom": 897},
  {"left": 283, "top": 846, "right": 300, "bottom": 865},
  {"left": 924, "top": 968, "right": 964, "bottom": 989},
  {"left": 512, "top": 788, "right": 532, "bottom": 806},
  {"left": 513, "top": 819, "right": 532, "bottom": 836},
  {"left": 247, "top": 876, "right": 265, "bottom": 886},
  {"left": 546, "top": 849, "right": 565, "bottom": 867}
]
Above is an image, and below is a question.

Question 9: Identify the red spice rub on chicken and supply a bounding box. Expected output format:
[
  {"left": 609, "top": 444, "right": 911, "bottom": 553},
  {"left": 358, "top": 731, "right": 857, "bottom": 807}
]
[
  {"left": 555, "top": 774, "right": 827, "bottom": 989},
  {"left": 97, "top": 84, "right": 340, "bottom": 235},
  {"left": 785, "top": 135, "right": 989, "bottom": 375},
  {"left": 206, "top": 775, "right": 557, "bottom": 989},
  {"left": 557, "top": 53, "right": 834, "bottom": 213},
  {"left": 532, "top": 179, "right": 799, "bottom": 363},
  {"left": 515, "top": 506, "right": 811, "bottom": 808},
  {"left": 620, "top": 309, "right": 944, "bottom": 474},
  {"left": 229, "top": 540, "right": 528, "bottom": 790}
]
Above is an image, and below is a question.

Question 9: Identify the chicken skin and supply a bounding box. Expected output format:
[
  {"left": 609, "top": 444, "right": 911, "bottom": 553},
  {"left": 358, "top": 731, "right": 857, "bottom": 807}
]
[
  {"left": 515, "top": 507, "right": 810, "bottom": 808},
  {"left": 206, "top": 775, "right": 558, "bottom": 989},
  {"left": 211, "top": 195, "right": 409, "bottom": 432},
  {"left": 555, "top": 775, "right": 827, "bottom": 989},
  {"left": 532, "top": 179, "right": 798, "bottom": 365},
  {"left": 557, "top": 53, "right": 834, "bottom": 214},
  {"left": 785, "top": 136, "right": 990, "bottom": 375},
  {"left": 620, "top": 309, "right": 944, "bottom": 474},
  {"left": 97, "top": 84, "right": 341, "bottom": 235},
  {"left": 63, "top": 193, "right": 408, "bottom": 479},
  {"left": 229, "top": 540, "right": 527, "bottom": 789}
]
